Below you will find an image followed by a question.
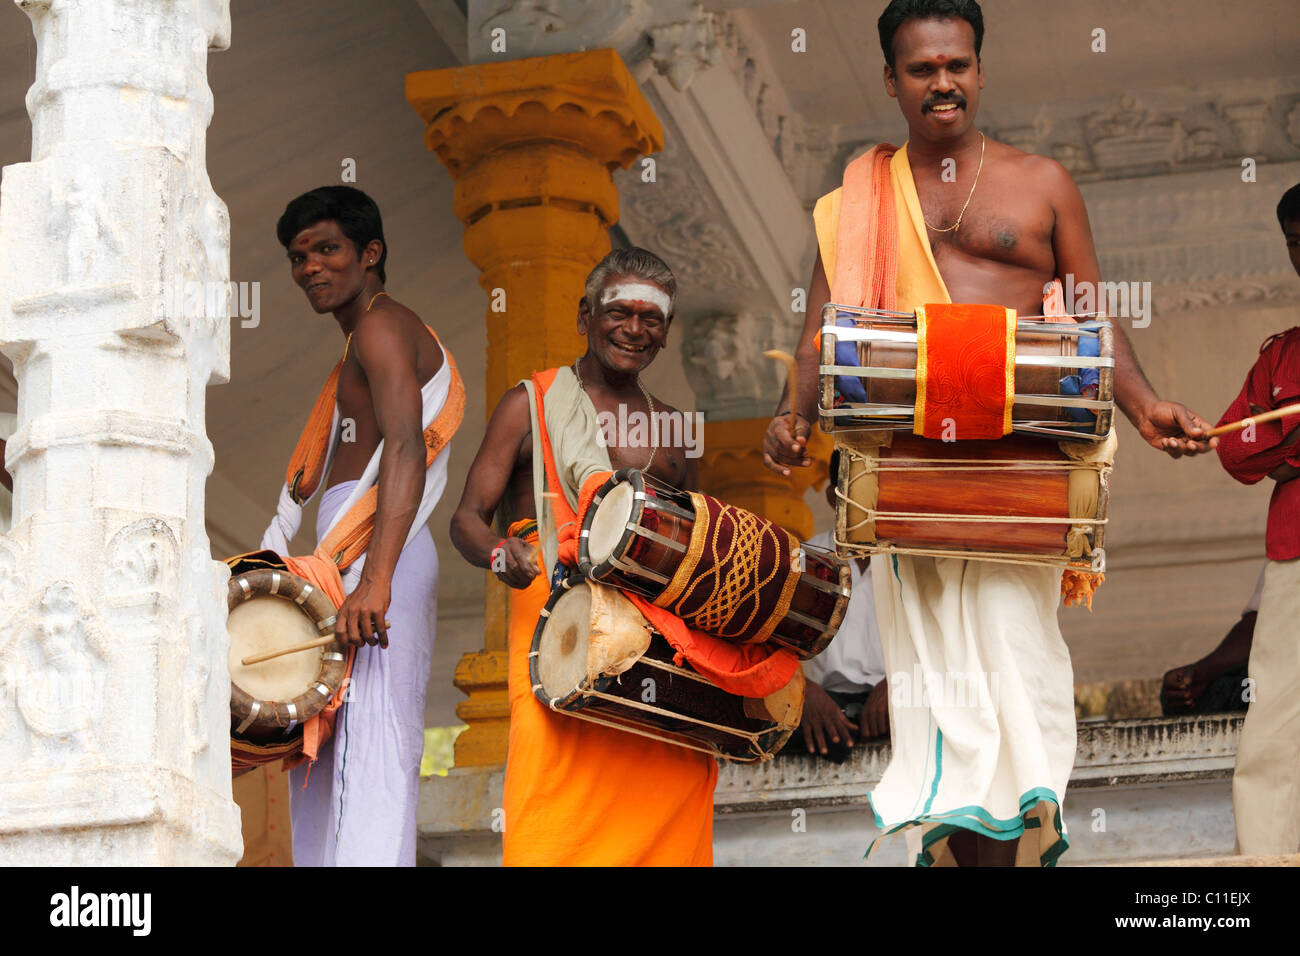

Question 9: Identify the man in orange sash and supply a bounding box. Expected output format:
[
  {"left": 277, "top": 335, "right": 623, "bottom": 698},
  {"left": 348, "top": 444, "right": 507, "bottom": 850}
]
[
  {"left": 262, "top": 186, "right": 463, "bottom": 865},
  {"left": 765, "top": 0, "right": 1217, "bottom": 866},
  {"left": 450, "top": 248, "right": 720, "bottom": 865}
]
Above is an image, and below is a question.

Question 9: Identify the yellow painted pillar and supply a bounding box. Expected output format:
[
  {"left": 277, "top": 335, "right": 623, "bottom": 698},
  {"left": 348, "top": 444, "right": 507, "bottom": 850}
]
[
  {"left": 698, "top": 418, "right": 831, "bottom": 541},
  {"left": 407, "top": 50, "right": 663, "bottom": 767}
]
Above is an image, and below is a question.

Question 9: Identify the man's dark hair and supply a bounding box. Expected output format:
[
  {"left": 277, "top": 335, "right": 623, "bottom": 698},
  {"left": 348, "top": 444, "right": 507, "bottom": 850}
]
[
  {"left": 878, "top": 0, "right": 984, "bottom": 70},
  {"left": 1278, "top": 183, "right": 1300, "bottom": 230},
  {"left": 275, "top": 185, "right": 387, "bottom": 283}
]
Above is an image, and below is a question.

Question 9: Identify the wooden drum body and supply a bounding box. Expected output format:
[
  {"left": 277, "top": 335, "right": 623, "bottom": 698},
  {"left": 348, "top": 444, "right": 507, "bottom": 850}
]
[
  {"left": 530, "top": 577, "right": 804, "bottom": 762},
  {"left": 579, "top": 468, "right": 850, "bottom": 659},
  {"left": 227, "top": 565, "right": 346, "bottom": 765},
  {"left": 819, "top": 303, "right": 1115, "bottom": 441},
  {"left": 835, "top": 432, "right": 1112, "bottom": 572}
]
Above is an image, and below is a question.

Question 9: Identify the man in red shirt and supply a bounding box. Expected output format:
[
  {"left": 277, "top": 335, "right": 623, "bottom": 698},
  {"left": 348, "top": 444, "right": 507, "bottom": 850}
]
[{"left": 1216, "top": 182, "right": 1300, "bottom": 856}]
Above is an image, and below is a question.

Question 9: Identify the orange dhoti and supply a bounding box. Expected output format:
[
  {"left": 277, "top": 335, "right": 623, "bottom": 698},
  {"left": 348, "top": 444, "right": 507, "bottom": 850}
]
[{"left": 501, "top": 536, "right": 717, "bottom": 866}]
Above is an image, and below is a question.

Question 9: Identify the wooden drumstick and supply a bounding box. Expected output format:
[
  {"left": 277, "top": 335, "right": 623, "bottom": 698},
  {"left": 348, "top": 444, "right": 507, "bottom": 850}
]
[
  {"left": 764, "top": 349, "right": 799, "bottom": 436},
  {"left": 1205, "top": 403, "right": 1300, "bottom": 438},
  {"left": 240, "top": 621, "right": 391, "bottom": 666}
]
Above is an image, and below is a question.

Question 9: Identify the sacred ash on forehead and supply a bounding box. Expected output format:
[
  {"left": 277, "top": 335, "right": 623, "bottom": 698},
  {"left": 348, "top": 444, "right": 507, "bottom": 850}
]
[{"left": 601, "top": 281, "right": 671, "bottom": 318}]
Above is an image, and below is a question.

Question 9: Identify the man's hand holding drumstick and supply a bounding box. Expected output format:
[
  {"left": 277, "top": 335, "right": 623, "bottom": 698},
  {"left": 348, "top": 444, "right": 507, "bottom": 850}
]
[{"left": 763, "top": 348, "right": 814, "bottom": 476}]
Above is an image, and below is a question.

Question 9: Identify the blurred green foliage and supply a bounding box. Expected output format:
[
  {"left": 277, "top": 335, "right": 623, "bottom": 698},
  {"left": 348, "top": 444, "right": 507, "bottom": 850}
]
[{"left": 420, "top": 725, "right": 467, "bottom": 777}]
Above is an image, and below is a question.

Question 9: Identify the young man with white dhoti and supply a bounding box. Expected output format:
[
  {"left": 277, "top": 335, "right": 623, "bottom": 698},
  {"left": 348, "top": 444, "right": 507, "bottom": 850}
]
[
  {"left": 261, "top": 186, "right": 464, "bottom": 866},
  {"left": 765, "top": 0, "right": 1217, "bottom": 865}
]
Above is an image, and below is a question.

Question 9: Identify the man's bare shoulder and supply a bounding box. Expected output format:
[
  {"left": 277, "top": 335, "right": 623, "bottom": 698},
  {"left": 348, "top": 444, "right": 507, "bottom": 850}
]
[
  {"left": 994, "top": 143, "right": 1083, "bottom": 209},
  {"left": 493, "top": 382, "right": 533, "bottom": 430},
  {"left": 352, "top": 296, "right": 427, "bottom": 341},
  {"left": 992, "top": 140, "right": 1078, "bottom": 191}
]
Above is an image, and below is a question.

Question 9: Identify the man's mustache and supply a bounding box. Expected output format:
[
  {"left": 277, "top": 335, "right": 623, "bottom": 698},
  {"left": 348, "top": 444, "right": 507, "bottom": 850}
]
[{"left": 922, "top": 94, "right": 967, "bottom": 113}]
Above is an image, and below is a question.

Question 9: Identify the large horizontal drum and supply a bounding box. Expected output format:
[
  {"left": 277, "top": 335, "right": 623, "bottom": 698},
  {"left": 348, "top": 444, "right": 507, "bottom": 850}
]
[
  {"left": 579, "top": 468, "right": 850, "bottom": 660},
  {"left": 819, "top": 303, "right": 1115, "bottom": 440},
  {"left": 835, "top": 431, "right": 1113, "bottom": 572},
  {"left": 226, "top": 558, "right": 348, "bottom": 772},
  {"left": 530, "top": 576, "right": 804, "bottom": 762}
]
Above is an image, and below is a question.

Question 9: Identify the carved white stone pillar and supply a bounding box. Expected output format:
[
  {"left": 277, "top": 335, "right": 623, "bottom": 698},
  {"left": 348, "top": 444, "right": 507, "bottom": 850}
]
[{"left": 0, "top": 0, "right": 241, "bottom": 864}]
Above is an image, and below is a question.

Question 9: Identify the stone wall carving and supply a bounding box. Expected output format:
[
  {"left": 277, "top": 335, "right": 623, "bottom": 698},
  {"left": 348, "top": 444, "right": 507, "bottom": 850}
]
[
  {"left": 0, "top": 582, "right": 108, "bottom": 769},
  {"left": 468, "top": 0, "right": 720, "bottom": 91},
  {"left": 1082, "top": 159, "right": 1300, "bottom": 309},
  {"left": 836, "top": 80, "right": 1300, "bottom": 189},
  {"left": 106, "top": 517, "right": 179, "bottom": 607},
  {"left": 680, "top": 311, "right": 785, "bottom": 420}
]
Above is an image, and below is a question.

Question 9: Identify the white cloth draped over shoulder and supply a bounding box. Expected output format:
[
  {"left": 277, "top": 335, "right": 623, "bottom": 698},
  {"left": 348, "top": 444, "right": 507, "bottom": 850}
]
[
  {"left": 260, "top": 353, "right": 453, "bottom": 593},
  {"left": 521, "top": 365, "right": 611, "bottom": 581}
]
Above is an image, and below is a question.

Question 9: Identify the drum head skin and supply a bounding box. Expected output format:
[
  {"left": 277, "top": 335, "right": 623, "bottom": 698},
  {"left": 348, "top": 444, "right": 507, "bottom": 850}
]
[
  {"left": 229, "top": 600, "right": 322, "bottom": 701},
  {"left": 535, "top": 583, "right": 592, "bottom": 704},
  {"left": 587, "top": 481, "right": 636, "bottom": 565}
]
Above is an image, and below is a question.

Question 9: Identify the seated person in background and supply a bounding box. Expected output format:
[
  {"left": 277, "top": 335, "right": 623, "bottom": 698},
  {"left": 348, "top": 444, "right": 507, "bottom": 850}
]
[
  {"left": 797, "top": 451, "right": 889, "bottom": 758},
  {"left": 1161, "top": 568, "right": 1261, "bottom": 715}
]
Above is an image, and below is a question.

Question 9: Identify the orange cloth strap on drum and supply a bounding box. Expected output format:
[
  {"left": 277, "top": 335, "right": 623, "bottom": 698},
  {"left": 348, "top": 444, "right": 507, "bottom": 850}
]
[
  {"left": 628, "top": 596, "right": 800, "bottom": 700},
  {"left": 913, "top": 303, "right": 1017, "bottom": 441},
  {"left": 281, "top": 551, "right": 351, "bottom": 770},
  {"left": 530, "top": 368, "right": 799, "bottom": 699}
]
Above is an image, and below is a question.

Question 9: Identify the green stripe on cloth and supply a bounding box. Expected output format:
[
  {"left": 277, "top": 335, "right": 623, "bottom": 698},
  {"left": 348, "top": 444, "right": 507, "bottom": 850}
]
[{"left": 868, "top": 788, "right": 1070, "bottom": 867}]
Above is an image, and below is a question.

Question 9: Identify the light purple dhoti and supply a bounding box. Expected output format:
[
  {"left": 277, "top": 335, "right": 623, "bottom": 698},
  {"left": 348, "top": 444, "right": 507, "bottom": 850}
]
[{"left": 288, "top": 479, "right": 438, "bottom": 866}]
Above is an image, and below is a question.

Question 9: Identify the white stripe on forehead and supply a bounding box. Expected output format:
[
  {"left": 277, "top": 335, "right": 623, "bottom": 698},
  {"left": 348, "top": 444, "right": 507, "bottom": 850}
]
[{"left": 600, "top": 281, "right": 671, "bottom": 317}]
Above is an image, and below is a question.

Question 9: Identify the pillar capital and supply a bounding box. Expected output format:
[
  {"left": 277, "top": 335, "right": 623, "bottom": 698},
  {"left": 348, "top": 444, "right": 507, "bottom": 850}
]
[{"left": 406, "top": 49, "right": 663, "bottom": 178}]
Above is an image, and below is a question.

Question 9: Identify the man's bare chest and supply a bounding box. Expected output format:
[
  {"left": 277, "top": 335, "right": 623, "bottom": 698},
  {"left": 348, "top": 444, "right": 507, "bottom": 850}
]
[{"left": 913, "top": 178, "right": 1055, "bottom": 272}]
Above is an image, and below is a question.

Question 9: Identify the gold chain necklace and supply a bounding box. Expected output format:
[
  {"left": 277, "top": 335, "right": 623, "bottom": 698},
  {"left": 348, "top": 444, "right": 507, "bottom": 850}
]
[
  {"left": 343, "top": 290, "right": 391, "bottom": 362},
  {"left": 923, "top": 131, "right": 986, "bottom": 234},
  {"left": 573, "top": 357, "right": 657, "bottom": 471}
]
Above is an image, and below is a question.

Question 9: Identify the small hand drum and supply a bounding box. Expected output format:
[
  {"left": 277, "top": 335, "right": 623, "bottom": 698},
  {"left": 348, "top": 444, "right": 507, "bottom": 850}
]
[
  {"left": 579, "top": 468, "right": 850, "bottom": 660},
  {"left": 530, "top": 576, "right": 804, "bottom": 762},
  {"left": 227, "top": 565, "right": 347, "bottom": 766}
]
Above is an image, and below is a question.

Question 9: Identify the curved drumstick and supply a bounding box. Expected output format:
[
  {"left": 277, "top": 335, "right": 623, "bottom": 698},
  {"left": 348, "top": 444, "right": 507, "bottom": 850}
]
[
  {"left": 1205, "top": 403, "right": 1300, "bottom": 438},
  {"left": 764, "top": 349, "right": 799, "bottom": 436},
  {"left": 240, "top": 621, "right": 390, "bottom": 666}
]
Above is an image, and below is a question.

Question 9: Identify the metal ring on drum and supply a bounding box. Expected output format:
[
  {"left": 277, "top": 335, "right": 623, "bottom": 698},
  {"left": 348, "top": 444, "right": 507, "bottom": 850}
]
[{"left": 579, "top": 467, "right": 696, "bottom": 599}]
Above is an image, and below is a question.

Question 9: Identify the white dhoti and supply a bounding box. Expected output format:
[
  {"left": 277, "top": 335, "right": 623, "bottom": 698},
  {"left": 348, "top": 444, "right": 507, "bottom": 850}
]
[
  {"left": 867, "top": 555, "right": 1075, "bottom": 866},
  {"left": 286, "top": 480, "right": 438, "bottom": 867},
  {"left": 1232, "top": 556, "right": 1300, "bottom": 855}
]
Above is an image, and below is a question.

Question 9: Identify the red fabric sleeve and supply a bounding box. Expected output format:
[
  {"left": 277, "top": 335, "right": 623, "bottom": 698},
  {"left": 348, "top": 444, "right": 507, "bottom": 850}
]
[{"left": 1216, "top": 334, "right": 1300, "bottom": 483}]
